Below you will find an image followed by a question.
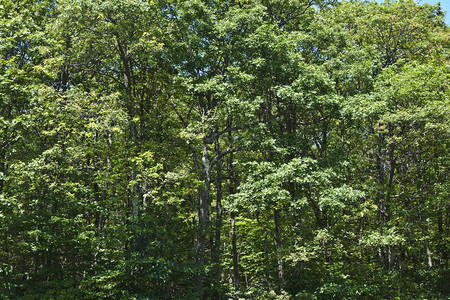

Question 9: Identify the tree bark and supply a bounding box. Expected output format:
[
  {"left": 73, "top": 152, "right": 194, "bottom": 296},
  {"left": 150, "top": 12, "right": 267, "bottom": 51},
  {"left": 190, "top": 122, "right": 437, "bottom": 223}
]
[
  {"left": 116, "top": 36, "right": 140, "bottom": 222},
  {"left": 212, "top": 130, "right": 223, "bottom": 299},
  {"left": 196, "top": 140, "right": 212, "bottom": 299},
  {"left": 274, "top": 208, "right": 285, "bottom": 290},
  {"left": 228, "top": 129, "right": 239, "bottom": 298},
  {"left": 231, "top": 211, "right": 239, "bottom": 297}
]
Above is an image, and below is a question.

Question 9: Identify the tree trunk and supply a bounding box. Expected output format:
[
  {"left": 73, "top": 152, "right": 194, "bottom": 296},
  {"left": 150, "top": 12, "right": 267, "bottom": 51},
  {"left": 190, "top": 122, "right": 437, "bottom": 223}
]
[
  {"left": 212, "top": 131, "right": 223, "bottom": 299},
  {"left": 426, "top": 241, "right": 433, "bottom": 267},
  {"left": 228, "top": 130, "right": 239, "bottom": 298},
  {"left": 196, "top": 141, "right": 212, "bottom": 299},
  {"left": 231, "top": 211, "right": 239, "bottom": 297},
  {"left": 116, "top": 36, "right": 140, "bottom": 222},
  {"left": 274, "top": 208, "right": 284, "bottom": 290}
]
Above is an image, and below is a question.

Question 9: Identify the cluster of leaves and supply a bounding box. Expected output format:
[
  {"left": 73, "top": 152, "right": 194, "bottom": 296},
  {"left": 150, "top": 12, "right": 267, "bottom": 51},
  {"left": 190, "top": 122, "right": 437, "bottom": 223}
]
[{"left": 0, "top": 0, "right": 448, "bottom": 299}]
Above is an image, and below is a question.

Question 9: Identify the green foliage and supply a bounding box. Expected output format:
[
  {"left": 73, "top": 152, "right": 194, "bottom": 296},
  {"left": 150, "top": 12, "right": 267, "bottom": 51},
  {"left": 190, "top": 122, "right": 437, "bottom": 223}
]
[{"left": 0, "top": 0, "right": 448, "bottom": 299}]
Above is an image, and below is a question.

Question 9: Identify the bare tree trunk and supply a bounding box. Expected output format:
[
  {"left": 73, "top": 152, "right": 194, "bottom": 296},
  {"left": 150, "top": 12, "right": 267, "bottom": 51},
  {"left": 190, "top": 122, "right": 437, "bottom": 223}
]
[
  {"left": 196, "top": 141, "right": 212, "bottom": 299},
  {"left": 212, "top": 130, "right": 223, "bottom": 299},
  {"left": 116, "top": 36, "right": 140, "bottom": 222},
  {"left": 274, "top": 208, "right": 284, "bottom": 290},
  {"left": 231, "top": 211, "right": 239, "bottom": 297},
  {"left": 227, "top": 129, "right": 239, "bottom": 298},
  {"left": 426, "top": 241, "right": 433, "bottom": 267},
  {"left": 438, "top": 207, "right": 444, "bottom": 264},
  {"left": 264, "top": 231, "right": 271, "bottom": 291}
]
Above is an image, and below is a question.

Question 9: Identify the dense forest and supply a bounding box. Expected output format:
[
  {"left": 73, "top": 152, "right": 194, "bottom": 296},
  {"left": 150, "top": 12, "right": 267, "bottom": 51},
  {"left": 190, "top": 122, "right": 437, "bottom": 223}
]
[{"left": 0, "top": 0, "right": 449, "bottom": 299}]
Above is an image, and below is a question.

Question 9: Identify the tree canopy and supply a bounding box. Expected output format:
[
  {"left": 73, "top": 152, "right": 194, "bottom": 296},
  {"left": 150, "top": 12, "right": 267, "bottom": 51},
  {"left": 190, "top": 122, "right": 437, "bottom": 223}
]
[{"left": 0, "top": 0, "right": 449, "bottom": 299}]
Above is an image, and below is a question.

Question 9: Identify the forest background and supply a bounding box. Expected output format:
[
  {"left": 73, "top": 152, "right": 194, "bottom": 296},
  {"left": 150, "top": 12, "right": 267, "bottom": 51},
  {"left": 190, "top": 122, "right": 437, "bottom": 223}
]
[{"left": 0, "top": 0, "right": 449, "bottom": 299}]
